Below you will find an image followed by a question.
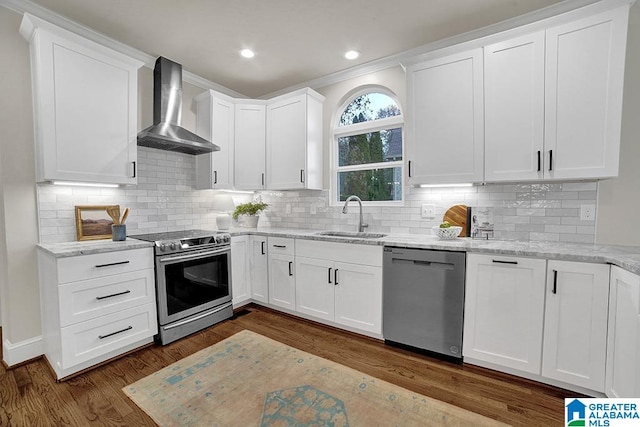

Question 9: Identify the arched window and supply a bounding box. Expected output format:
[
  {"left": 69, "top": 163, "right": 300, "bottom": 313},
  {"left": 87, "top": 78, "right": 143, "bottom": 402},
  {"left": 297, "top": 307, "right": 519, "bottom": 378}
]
[{"left": 332, "top": 89, "right": 403, "bottom": 204}]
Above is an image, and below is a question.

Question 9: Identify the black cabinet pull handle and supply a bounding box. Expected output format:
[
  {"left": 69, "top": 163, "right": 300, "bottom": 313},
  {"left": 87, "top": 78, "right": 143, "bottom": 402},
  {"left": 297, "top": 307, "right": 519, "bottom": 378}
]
[
  {"left": 300, "top": 169, "right": 305, "bottom": 183},
  {"left": 334, "top": 269, "right": 339, "bottom": 285},
  {"left": 537, "top": 151, "right": 541, "bottom": 172},
  {"left": 288, "top": 262, "right": 293, "bottom": 276},
  {"left": 328, "top": 267, "right": 332, "bottom": 284},
  {"left": 408, "top": 160, "right": 412, "bottom": 178},
  {"left": 549, "top": 150, "right": 553, "bottom": 171},
  {"left": 261, "top": 173, "right": 265, "bottom": 187},
  {"left": 214, "top": 170, "right": 218, "bottom": 185},
  {"left": 273, "top": 245, "right": 286, "bottom": 248},
  {"left": 99, "top": 325, "right": 132, "bottom": 340},
  {"left": 132, "top": 161, "right": 136, "bottom": 178},
  {"left": 261, "top": 241, "right": 265, "bottom": 255},
  {"left": 95, "top": 261, "right": 130, "bottom": 268},
  {"left": 492, "top": 260, "right": 518, "bottom": 265},
  {"left": 96, "top": 290, "right": 131, "bottom": 300},
  {"left": 552, "top": 269, "right": 558, "bottom": 294}
]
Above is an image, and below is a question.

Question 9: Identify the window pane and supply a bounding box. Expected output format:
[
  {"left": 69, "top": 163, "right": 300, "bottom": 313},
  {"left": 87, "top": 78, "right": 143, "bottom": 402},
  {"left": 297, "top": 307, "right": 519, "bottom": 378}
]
[
  {"left": 338, "top": 127, "right": 402, "bottom": 167},
  {"left": 339, "top": 93, "right": 401, "bottom": 126},
  {"left": 338, "top": 167, "right": 402, "bottom": 202}
]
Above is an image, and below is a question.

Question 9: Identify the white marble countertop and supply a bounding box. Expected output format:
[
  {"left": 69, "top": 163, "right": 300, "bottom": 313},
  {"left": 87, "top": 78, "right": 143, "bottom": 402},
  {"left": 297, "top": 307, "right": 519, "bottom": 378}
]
[
  {"left": 37, "top": 227, "right": 640, "bottom": 276},
  {"left": 37, "top": 238, "right": 154, "bottom": 258},
  {"left": 232, "top": 227, "right": 640, "bottom": 275}
]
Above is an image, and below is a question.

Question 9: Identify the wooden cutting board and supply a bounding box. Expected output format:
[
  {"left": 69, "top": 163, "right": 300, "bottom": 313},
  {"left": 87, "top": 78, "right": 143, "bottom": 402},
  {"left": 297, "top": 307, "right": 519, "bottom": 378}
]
[{"left": 442, "top": 204, "right": 468, "bottom": 237}]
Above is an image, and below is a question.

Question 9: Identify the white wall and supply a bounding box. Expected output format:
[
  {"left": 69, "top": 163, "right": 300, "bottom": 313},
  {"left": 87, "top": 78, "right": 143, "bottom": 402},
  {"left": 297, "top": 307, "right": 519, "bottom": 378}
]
[
  {"left": 596, "top": 2, "right": 640, "bottom": 245},
  {"left": 0, "top": 7, "right": 41, "bottom": 350}
]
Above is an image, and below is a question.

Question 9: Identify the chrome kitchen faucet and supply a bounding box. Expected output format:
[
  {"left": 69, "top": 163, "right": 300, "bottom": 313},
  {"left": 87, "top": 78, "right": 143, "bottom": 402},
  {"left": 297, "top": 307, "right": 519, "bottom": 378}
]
[{"left": 342, "top": 195, "right": 368, "bottom": 233}]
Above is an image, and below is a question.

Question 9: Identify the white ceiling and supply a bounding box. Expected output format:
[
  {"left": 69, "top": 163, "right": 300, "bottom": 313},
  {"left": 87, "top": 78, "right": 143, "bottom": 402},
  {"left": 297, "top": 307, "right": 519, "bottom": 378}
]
[{"left": 25, "top": 0, "right": 573, "bottom": 98}]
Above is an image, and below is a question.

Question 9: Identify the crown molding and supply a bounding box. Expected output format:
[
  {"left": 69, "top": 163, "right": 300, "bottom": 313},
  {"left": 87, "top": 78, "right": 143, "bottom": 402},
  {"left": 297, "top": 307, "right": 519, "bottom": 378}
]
[
  {"left": 2, "top": 0, "right": 635, "bottom": 100},
  {"left": 0, "top": 0, "right": 246, "bottom": 97},
  {"left": 261, "top": 0, "right": 634, "bottom": 98}
]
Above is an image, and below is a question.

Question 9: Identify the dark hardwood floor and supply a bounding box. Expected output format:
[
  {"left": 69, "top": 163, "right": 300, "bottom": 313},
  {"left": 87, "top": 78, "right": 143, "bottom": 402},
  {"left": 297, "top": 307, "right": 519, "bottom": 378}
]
[{"left": 0, "top": 305, "right": 576, "bottom": 426}]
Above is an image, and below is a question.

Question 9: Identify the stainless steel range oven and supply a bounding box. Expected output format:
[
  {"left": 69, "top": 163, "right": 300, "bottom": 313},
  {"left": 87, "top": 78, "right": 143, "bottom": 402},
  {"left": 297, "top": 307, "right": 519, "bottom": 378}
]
[{"left": 129, "top": 230, "right": 233, "bottom": 345}]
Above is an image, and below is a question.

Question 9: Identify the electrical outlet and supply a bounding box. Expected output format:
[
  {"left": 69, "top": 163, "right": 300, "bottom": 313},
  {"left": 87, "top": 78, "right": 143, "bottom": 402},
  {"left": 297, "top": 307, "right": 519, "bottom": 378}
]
[
  {"left": 580, "top": 204, "right": 595, "bottom": 221},
  {"left": 421, "top": 204, "right": 436, "bottom": 219},
  {"left": 285, "top": 204, "right": 292, "bottom": 214},
  {"left": 310, "top": 205, "right": 317, "bottom": 215}
]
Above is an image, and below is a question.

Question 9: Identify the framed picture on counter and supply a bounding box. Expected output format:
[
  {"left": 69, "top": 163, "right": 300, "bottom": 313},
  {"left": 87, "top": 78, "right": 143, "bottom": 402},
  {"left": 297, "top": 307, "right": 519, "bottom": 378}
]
[{"left": 75, "top": 205, "right": 120, "bottom": 241}]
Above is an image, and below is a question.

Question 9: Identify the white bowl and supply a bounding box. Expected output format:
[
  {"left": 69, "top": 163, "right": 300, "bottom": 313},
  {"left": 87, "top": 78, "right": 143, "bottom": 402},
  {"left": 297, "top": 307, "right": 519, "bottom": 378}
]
[{"left": 433, "top": 226, "right": 463, "bottom": 240}]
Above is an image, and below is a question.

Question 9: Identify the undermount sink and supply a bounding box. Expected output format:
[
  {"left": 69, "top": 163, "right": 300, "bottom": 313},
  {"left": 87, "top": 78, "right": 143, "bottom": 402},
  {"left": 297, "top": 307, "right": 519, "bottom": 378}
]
[{"left": 316, "top": 231, "right": 387, "bottom": 239}]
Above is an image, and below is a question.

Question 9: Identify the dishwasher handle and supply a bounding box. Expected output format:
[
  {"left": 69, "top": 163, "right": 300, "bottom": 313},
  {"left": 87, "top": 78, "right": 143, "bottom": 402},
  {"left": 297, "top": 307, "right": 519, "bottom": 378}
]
[{"left": 391, "top": 258, "right": 455, "bottom": 269}]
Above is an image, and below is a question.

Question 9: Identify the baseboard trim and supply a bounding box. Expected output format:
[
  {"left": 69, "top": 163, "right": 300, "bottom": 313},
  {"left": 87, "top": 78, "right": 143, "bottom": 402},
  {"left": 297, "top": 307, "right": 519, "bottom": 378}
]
[{"left": 3, "top": 335, "right": 43, "bottom": 367}]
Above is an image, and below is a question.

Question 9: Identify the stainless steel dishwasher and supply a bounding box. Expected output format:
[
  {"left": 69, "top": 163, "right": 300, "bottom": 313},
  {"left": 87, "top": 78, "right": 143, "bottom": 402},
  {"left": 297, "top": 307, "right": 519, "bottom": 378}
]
[{"left": 383, "top": 246, "right": 466, "bottom": 361}]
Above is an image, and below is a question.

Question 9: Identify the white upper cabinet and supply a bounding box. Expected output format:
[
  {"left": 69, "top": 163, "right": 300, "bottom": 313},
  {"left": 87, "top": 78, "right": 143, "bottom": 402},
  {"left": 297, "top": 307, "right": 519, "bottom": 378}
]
[
  {"left": 194, "top": 90, "right": 235, "bottom": 190},
  {"left": 234, "top": 101, "right": 267, "bottom": 190},
  {"left": 544, "top": 7, "right": 629, "bottom": 180},
  {"left": 266, "top": 88, "right": 324, "bottom": 190},
  {"left": 406, "top": 48, "right": 485, "bottom": 185},
  {"left": 484, "top": 32, "right": 545, "bottom": 182},
  {"left": 20, "top": 14, "right": 142, "bottom": 185}
]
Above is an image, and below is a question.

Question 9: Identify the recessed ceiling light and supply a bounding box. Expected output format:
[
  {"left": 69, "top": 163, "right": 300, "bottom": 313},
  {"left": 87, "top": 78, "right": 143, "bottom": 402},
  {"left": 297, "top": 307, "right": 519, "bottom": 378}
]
[
  {"left": 240, "top": 49, "right": 255, "bottom": 58},
  {"left": 344, "top": 50, "right": 360, "bottom": 60}
]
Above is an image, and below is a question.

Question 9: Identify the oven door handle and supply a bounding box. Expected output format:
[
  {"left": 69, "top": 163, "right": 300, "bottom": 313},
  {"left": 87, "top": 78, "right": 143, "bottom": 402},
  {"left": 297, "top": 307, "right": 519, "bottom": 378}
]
[{"left": 158, "top": 248, "right": 229, "bottom": 264}]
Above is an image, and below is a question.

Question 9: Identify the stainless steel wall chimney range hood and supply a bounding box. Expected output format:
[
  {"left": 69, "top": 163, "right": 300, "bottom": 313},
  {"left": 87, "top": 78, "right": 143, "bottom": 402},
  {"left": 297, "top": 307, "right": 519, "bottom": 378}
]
[{"left": 137, "top": 57, "right": 219, "bottom": 155}]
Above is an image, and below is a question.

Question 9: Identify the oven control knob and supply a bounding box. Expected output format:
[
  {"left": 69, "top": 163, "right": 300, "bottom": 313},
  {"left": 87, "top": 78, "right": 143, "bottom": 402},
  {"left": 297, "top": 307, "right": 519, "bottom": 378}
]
[
  {"left": 159, "top": 243, "right": 167, "bottom": 252},
  {"left": 169, "top": 242, "right": 177, "bottom": 250}
]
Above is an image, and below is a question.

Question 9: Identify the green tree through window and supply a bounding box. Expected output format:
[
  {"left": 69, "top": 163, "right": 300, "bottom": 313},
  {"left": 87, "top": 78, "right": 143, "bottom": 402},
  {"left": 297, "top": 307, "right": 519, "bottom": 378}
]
[{"left": 334, "top": 92, "right": 403, "bottom": 203}]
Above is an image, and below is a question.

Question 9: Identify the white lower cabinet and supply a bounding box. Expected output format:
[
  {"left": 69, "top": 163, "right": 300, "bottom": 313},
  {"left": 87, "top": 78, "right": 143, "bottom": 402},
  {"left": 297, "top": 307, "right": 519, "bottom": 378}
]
[
  {"left": 606, "top": 266, "right": 640, "bottom": 397},
  {"left": 542, "top": 261, "right": 610, "bottom": 392},
  {"left": 37, "top": 247, "right": 156, "bottom": 380},
  {"left": 249, "top": 235, "right": 269, "bottom": 303},
  {"left": 295, "top": 240, "right": 382, "bottom": 336},
  {"left": 463, "top": 254, "right": 546, "bottom": 374},
  {"left": 268, "top": 237, "right": 296, "bottom": 310},
  {"left": 231, "top": 236, "right": 250, "bottom": 306},
  {"left": 464, "top": 253, "right": 611, "bottom": 394}
]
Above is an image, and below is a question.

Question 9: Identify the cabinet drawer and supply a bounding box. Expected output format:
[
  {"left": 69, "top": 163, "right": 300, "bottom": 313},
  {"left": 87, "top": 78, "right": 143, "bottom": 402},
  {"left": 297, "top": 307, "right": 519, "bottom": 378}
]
[
  {"left": 58, "top": 269, "right": 155, "bottom": 327},
  {"left": 60, "top": 303, "right": 157, "bottom": 369},
  {"left": 268, "top": 237, "right": 295, "bottom": 255},
  {"left": 296, "top": 239, "right": 382, "bottom": 266},
  {"left": 57, "top": 248, "right": 154, "bottom": 284}
]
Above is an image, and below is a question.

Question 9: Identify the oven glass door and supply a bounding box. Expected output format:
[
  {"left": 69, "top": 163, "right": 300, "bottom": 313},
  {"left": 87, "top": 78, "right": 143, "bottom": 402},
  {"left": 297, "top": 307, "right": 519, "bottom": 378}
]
[{"left": 156, "top": 247, "right": 232, "bottom": 325}]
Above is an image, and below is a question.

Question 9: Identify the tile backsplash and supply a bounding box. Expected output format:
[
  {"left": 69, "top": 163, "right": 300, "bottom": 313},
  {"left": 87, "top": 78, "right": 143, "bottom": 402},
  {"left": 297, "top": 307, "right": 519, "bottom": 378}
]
[{"left": 37, "top": 147, "right": 598, "bottom": 244}]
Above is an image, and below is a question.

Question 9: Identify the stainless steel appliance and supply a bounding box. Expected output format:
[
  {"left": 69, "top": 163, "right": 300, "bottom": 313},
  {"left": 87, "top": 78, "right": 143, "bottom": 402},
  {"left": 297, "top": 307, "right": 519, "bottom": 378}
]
[
  {"left": 129, "top": 229, "right": 233, "bottom": 344},
  {"left": 383, "top": 247, "right": 466, "bottom": 361},
  {"left": 137, "top": 57, "right": 220, "bottom": 154}
]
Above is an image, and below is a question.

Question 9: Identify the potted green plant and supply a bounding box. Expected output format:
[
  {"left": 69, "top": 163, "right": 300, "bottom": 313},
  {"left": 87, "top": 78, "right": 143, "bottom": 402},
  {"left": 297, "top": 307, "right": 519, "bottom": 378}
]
[{"left": 232, "top": 201, "right": 269, "bottom": 228}]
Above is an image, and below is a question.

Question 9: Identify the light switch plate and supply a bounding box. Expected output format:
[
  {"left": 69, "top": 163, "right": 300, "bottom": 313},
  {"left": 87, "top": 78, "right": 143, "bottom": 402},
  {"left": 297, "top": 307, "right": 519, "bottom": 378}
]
[{"left": 421, "top": 204, "right": 436, "bottom": 219}]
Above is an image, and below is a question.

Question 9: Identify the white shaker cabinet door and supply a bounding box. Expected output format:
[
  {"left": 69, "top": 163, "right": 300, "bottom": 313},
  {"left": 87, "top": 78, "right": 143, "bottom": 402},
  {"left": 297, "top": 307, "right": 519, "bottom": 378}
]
[
  {"left": 544, "top": 7, "right": 629, "bottom": 180},
  {"left": 195, "top": 91, "right": 235, "bottom": 190},
  {"left": 463, "top": 254, "right": 546, "bottom": 374},
  {"left": 484, "top": 31, "right": 545, "bottom": 182},
  {"left": 406, "top": 48, "right": 484, "bottom": 184},
  {"left": 20, "top": 14, "right": 142, "bottom": 185},
  {"left": 334, "top": 262, "right": 382, "bottom": 335},
  {"left": 250, "top": 236, "right": 269, "bottom": 304},
  {"left": 542, "top": 261, "right": 610, "bottom": 392},
  {"left": 606, "top": 266, "right": 640, "bottom": 398},
  {"left": 295, "top": 257, "right": 335, "bottom": 322},
  {"left": 268, "top": 253, "right": 296, "bottom": 310},
  {"left": 235, "top": 102, "right": 267, "bottom": 190},
  {"left": 231, "top": 236, "right": 250, "bottom": 306}
]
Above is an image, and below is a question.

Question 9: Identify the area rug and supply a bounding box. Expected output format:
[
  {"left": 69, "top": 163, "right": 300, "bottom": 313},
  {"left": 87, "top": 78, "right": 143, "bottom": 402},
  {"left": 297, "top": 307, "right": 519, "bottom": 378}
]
[{"left": 123, "top": 330, "right": 506, "bottom": 426}]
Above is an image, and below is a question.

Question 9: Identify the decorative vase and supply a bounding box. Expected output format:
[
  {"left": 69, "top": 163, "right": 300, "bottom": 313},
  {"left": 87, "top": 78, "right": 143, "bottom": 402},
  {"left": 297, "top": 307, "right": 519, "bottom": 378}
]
[{"left": 240, "top": 215, "right": 259, "bottom": 228}]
